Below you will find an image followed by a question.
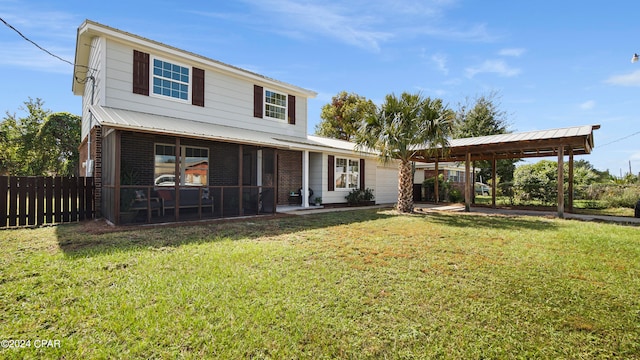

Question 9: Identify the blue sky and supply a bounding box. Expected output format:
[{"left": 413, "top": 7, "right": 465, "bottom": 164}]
[{"left": 1, "top": 0, "right": 639, "bottom": 175}]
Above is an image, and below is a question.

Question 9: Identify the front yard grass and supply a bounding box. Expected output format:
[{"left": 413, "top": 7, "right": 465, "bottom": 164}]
[{"left": 1, "top": 209, "right": 639, "bottom": 358}]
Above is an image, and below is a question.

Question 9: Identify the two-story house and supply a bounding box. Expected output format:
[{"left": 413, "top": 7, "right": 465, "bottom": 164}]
[{"left": 73, "top": 20, "right": 399, "bottom": 225}]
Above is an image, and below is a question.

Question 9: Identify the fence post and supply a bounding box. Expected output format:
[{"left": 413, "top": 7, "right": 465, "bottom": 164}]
[
  {"left": 9, "top": 177, "right": 17, "bottom": 227},
  {"left": 54, "top": 177, "right": 62, "bottom": 223},
  {"left": 70, "top": 177, "right": 78, "bottom": 222},
  {"left": 27, "top": 177, "right": 36, "bottom": 226},
  {"left": 62, "top": 177, "right": 70, "bottom": 222},
  {"left": 0, "top": 176, "right": 7, "bottom": 228},
  {"left": 45, "top": 177, "right": 53, "bottom": 224},
  {"left": 36, "top": 177, "right": 45, "bottom": 226},
  {"left": 18, "top": 177, "right": 27, "bottom": 226}
]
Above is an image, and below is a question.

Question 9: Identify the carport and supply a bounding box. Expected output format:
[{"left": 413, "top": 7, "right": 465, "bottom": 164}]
[{"left": 411, "top": 125, "right": 600, "bottom": 218}]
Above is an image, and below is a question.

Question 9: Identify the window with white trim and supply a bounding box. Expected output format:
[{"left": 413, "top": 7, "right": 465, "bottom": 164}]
[
  {"left": 447, "top": 170, "right": 464, "bottom": 183},
  {"left": 264, "top": 89, "right": 287, "bottom": 120},
  {"left": 335, "top": 157, "right": 359, "bottom": 189},
  {"left": 152, "top": 57, "right": 190, "bottom": 101},
  {"left": 154, "top": 144, "right": 209, "bottom": 186}
]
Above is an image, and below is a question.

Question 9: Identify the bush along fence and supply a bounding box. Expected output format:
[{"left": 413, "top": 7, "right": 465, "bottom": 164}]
[{"left": 1, "top": 176, "right": 95, "bottom": 228}]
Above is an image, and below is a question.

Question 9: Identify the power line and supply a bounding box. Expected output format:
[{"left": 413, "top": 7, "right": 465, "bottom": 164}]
[
  {"left": 1, "top": 16, "right": 75, "bottom": 67},
  {"left": 598, "top": 129, "right": 640, "bottom": 148}
]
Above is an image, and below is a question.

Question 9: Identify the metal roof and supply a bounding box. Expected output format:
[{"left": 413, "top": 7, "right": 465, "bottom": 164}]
[
  {"left": 412, "top": 125, "right": 600, "bottom": 163},
  {"left": 89, "top": 105, "right": 372, "bottom": 156}
]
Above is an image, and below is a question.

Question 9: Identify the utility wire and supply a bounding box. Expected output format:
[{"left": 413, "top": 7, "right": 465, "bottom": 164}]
[
  {"left": 1, "top": 16, "right": 75, "bottom": 67},
  {"left": 598, "top": 130, "right": 640, "bottom": 148}
]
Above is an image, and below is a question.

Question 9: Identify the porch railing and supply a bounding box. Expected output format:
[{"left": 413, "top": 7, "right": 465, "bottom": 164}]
[{"left": 111, "top": 185, "right": 275, "bottom": 225}]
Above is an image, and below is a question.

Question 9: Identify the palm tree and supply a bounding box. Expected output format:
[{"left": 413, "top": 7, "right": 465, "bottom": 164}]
[{"left": 356, "top": 92, "right": 453, "bottom": 213}]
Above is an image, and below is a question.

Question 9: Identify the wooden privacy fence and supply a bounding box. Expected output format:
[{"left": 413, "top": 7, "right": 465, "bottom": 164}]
[{"left": 1, "top": 176, "right": 95, "bottom": 228}]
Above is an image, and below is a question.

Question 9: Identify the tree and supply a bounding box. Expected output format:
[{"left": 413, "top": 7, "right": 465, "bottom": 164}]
[
  {"left": 315, "top": 91, "right": 376, "bottom": 141},
  {"left": 454, "top": 91, "right": 510, "bottom": 138},
  {"left": 0, "top": 115, "right": 19, "bottom": 175},
  {"left": 355, "top": 92, "right": 454, "bottom": 213},
  {"left": 513, "top": 159, "right": 600, "bottom": 204},
  {"left": 513, "top": 160, "right": 558, "bottom": 204},
  {"left": 39, "top": 112, "right": 82, "bottom": 176},
  {"left": 0, "top": 98, "right": 81, "bottom": 176},
  {"left": 454, "top": 91, "right": 517, "bottom": 183}
]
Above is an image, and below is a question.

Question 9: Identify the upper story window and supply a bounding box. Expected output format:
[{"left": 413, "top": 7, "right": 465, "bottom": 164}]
[
  {"left": 264, "top": 89, "right": 287, "bottom": 120},
  {"left": 134, "top": 50, "right": 205, "bottom": 107},
  {"left": 152, "top": 57, "right": 190, "bottom": 101},
  {"left": 253, "top": 85, "right": 295, "bottom": 124}
]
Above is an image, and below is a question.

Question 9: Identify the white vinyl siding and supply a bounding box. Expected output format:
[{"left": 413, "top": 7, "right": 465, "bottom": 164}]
[
  {"left": 81, "top": 36, "right": 106, "bottom": 140},
  {"left": 101, "top": 40, "right": 308, "bottom": 139}
]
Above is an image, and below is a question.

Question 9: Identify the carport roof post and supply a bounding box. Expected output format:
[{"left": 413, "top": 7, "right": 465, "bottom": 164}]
[{"left": 412, "top": 124, "right": 599, "bottom": 215}]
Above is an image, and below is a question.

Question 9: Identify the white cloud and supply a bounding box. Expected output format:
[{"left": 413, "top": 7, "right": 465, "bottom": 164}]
[
  {"left": 239, "top": 0, "right": 393, "bottom": 52},
  {"left": 218, "top": 0, "right": 497, "bottom": 52},
  {"left": 465, "top": 60, "right": 521, "bottom": 78},
  {"left": 579, "top": 100, "right": 596, "bottom": 110},
  {"left": 0, "top": 41, "right": 73, "bottom": 74},
  {"left": 499, "top": 48, "right": 526, "bottom": 57},
  {"left": 431, "top": 53, "right": 448, "bottom": 75},
  {"left": 0, "top": 5, "right": 79, "bottom": 73},
  {"left": 605, "top": 70, "right": 640, "bottom": 87},
  {"left": 411, "top": 23, "right": 497, "bottom": 42}
]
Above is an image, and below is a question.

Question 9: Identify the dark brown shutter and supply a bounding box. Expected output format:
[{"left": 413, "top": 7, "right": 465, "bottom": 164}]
[
  {"left": 192, "top": 67, "right": 205, "bottom": 107},
  {"left": 133, "top": 50, "right": 149, "bottom": 96},
  {"left": 328, "top": 155, "right": 335, "bottom": 191},
  {"left": 288, "top": 95, "right": 296, "bottom": 125},
  {"left": 253, "top": 85, "right": 263, "bottom": 118},
  {"left": 360, "top": 159, "right": 365, "bottom": 189}
]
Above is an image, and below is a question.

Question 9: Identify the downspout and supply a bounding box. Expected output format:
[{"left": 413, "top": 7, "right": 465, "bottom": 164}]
[{"left": 86, "top": 75, "right": 96, "bottom": 177}]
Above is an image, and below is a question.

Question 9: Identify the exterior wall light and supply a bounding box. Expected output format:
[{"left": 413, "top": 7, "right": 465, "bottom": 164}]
[{"left": 632, "top": 53, "right": 639, "bottom": 63}]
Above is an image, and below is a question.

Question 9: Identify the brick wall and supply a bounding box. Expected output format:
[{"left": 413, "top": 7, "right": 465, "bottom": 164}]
[
  {"left": 121, "top": 132, "right": 155, "bottom": 185},
  {"left": 78, "top": 127, "right": 102, "bottom": 217},
  {"left": 277, "top": 150, "right": 302, "bottom": 205},
  {"left": 209, "top": 142, "right": 239, "bottom": 186},
  {"left": 118, "top": 132, "right": 240, "bottom": 187}
]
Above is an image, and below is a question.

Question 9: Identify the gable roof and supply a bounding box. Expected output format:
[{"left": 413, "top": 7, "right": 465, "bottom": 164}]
[{"left": 72, "top": 19, "right": 317, "bottom": 98}]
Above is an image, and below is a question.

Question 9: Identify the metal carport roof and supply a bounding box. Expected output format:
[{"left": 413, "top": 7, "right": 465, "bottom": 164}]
[
  {"left": 410, "top": 124, "right": 600, "bottom": 218},
  {"left": 411, "top": 124, "right": 600, "bottom": 163}
]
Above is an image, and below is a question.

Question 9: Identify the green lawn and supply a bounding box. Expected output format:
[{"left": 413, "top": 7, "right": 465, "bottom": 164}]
[
  {"left": 1, "top": 209, "right": 639, "bottom": 359},
  {"left": 474, "top": 196, "right": 636, "bottom": 217}
]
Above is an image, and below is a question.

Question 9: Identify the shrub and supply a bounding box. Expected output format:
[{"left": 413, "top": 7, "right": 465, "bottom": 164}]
[
  {"left": 498, "top": 181, "right": 516, "bottom": 205},
  {"left": 449, "top": 188, "right": 463, "bottom": 203},
  {"left": 575, "top": 184, "right": 640, "bottom": 209},
  {"left": 603, "top": 186, "right": 640, "bottom": 208},
  {"left": 422, "top": 175, "right": 451, "bottom": 202},
  {"left": 345, "top": 187, "right": 375, "bottom": 205}
]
